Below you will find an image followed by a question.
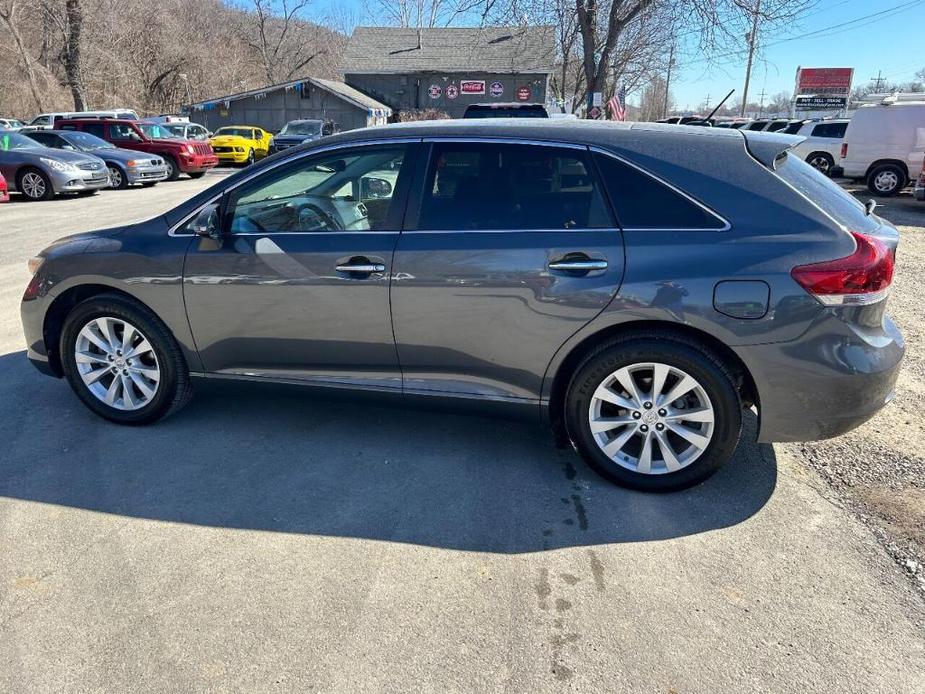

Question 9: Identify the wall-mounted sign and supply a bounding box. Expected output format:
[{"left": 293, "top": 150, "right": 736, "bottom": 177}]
[
  {"left": 794, "top": 95, "right": 848, "bottom": 110},
  {"left": 445, "top": 84, "right": 459, "bottom": 100},
  {"left": 489, "top": 81, "right": 504, "bottom": 98},
  {"left": 428, "top": 84, "right": 442, "bottom": 99},
  {"left": 516, "top": 86, "right": 531, "bottom": 101},
  {"left": 460, "top": 80, "right": 486, "bottom": 95},
  {"left": 588, "top": 106, "right": 602, "bottom": 119}
]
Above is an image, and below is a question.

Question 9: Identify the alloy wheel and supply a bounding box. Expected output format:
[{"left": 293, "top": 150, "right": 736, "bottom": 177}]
[
  {"left": 808, "top": 155, "right": 831, "bottom": 173},
  {"left": 21, "top": 172, "right": 46, "bottom": 199},
  {"left": 588, "top": 362, "right": 715, "bottom": 475},
  {"left": 108, "top": 166, "right": 123, "bottom": 188},
  {"left": 74, "top": 316, "right": 160, "bottom": 411}
]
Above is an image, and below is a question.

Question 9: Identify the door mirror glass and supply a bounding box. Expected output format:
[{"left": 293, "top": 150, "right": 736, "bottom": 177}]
[
  {"left": 192, "top": 203, "right": 221, "bottom": 237},
  {"left": 361, "top": 176, "right": 393, "bottom": 199}
]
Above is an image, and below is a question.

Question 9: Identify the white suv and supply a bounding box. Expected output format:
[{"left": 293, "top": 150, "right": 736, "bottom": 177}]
[{"left": 790, "top": 120, "right": 849, "bottom": 176}]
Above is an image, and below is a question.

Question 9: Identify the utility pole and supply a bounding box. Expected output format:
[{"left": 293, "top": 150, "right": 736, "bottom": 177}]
[
  {"left": 870, "top": 70, "right": 885, "bottom": 91},
  {"left": 663, "top": 42, "right": 675, "bottom": 119},
  {"left": 740, "top": 0, "right": 761, "bottom": 117},
  {"left": 758, "top": 89, "right": 766, "bottom": 118}
]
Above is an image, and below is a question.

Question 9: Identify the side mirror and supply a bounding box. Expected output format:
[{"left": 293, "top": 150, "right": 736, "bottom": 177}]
[
  {"left": 361, "top": 176, "right": 393, "bottom": 199},
  {"left": 192, "top": 203, "right": 221, "bottom": 238}
]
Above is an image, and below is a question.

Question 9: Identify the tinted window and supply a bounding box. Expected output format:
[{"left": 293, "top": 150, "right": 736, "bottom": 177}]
[
  {"left": 748, "top": 121, "right": 768, "bottom": 131},
  {"left": 26, "top": 132, "right": 54, "bottom": 146},
  {"left": 783, "top": 121, "right": 805, "bottom": 135},
  {"left": 417, "top": 143, "right": 611, "bottom": 230},
  {"left": 110, "top": 124, "right": 141, "bottom": 140},
  {"left": 811, "top": 122, "right": 847, "bottom": 139},
  {"left": 226, "top": 145, "right": 409, "bottom": 234},
  {"left": 766, "top": 120, "right": 789, "bottom": 132},
  {"left": 775, "top": 152, "right": 878, "bottom": 233},
  {"left": 594, "top": 153, "right": 726, "bottom": 230}
]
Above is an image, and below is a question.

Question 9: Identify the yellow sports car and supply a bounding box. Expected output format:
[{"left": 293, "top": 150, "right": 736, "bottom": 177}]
[{"left": 209, "top": 126, "right": 271, "bottom": 165}]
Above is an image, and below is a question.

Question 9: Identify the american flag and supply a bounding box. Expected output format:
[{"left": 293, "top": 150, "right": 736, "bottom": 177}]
[{"left": 607, "top": 86, "right": 626, "bottom": 121}]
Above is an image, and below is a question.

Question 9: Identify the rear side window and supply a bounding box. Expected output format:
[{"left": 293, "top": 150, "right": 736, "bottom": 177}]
[
  {"left": 766, "top": 120, "right": 789, "bottom": 132},
  {"left": 417, "top": 143, "right": 611, "bottom": 230},
  {"left": 783, "top": 122, "right": 804, "bottom": 135},
  {"left": 82, "top": 123, "right": 105, "bottom": 138},
  {"left": 811, "top": 122, "right": 847, "bottom": 139},
  {"left": 593, "top": 153, "right": 726, "bottom": 230},
  {"left": 775, "top": 152, "right": 878, "bottom": 233}
]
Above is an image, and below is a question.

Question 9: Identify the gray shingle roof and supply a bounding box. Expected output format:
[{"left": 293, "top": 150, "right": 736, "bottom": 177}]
[
  {"left": 342, "top": 26, "right": 555, "bottom": 75},
  {"left": 185, "top": 76, "right": 390, "bottom": 113}
]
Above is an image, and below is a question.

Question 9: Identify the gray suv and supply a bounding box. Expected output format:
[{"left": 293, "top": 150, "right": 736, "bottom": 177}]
[{"left": 20, "top": 120, "right": 904, "bottom": 491}]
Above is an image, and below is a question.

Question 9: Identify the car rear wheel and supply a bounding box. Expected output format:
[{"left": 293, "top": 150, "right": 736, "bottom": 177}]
[
  {"left": 163, "top": 155, "right": 180, "bottom": 181},
  {"left": 188, "top": 171, "right": 206, "bottom": 179},
  {"left": 107, "top": 164, "right": 128, "bottom": 189},
  {"left": 60, "top": 294, "right": 193, "bottom": 425},
  {"left": 806, "top": 152, "right": 834, "bottom": 175},
  {"left": 18, "top": 168, "right": 54, "bottom": 201},
  {"left": 565, "top": 336, "right": 742, "bottom": 491},
  {"left": 867, "top": 164, "right": 906, "bottom": 196}
]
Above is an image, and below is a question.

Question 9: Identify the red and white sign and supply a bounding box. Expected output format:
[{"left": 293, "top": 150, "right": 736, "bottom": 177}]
[
  {"left": 516, "top": 86, "right": 531, "bottom": 101},
  {"left": 795, "top": 67, "right": 854, "bottom": 96},
  {"left": 428, "top": 84, "right": 442, "bottom": 99},
  {"left": 445, "top": 84, "right": 459, "bottom": 100},
  {"left": 460, "top": 80, "right": 485, "bottom": 95}
]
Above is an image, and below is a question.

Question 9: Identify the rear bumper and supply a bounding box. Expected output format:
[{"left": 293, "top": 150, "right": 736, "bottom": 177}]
[{"left": 741, "top": 311, "right": 904, "bottom": 443}]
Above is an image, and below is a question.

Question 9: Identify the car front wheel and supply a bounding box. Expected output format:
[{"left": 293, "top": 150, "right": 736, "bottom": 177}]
[
  {"left": 565, "top": 336, "right": 742, "bottom": 491},
  {"left": 60, "top": 294, "right": 193, "bottom": 425},
  {"left": 18, "top": 168, "right": 54, "bottom": 201},
  {"left": 108, "top": 165, "right": 128, "bottom": 189},
  {"left": 163, "top": 155, "right": 180, "bottom": 181}
]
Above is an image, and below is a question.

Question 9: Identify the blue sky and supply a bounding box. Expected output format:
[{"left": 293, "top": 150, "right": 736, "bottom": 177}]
[{"left": 668, "top": 0, "right": 925, "bottom": 110}]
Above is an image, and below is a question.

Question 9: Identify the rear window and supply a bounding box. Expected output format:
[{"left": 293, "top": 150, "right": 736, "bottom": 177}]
[
  {"left": 783, "top": 121, "right": 805, "bottom": 135},
  {"left": 593, "top": 153, "right": 726, "bottom": 230},
  {"left": 775, "top": 152, "right": 878, "bottom": 232},
  {"left": 811, "top": 122, "right": 847, "bottom": 139}
]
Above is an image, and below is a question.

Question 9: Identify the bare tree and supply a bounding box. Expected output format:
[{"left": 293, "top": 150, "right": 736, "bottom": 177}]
[
  {"left": 41, "top": 0, "right": 88, "bottom": 110},
  {"left": 638, "top": 75, "right": 671, "bottom": 121},
  {"left": 0, "top": 0, "right": 48, "bottom": 111}
]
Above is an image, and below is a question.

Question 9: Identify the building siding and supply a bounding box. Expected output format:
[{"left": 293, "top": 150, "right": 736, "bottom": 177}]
[{"left": 345, "top": 72, "right": 550, "bottom": 118}]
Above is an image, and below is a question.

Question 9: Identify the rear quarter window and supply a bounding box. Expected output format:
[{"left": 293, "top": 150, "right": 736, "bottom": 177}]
[
  {"left": 775, "top": 152, "right": 878, "bottom": 233},
  {"left": 593, "top": 153, "right": 726, "bottom": 230}
]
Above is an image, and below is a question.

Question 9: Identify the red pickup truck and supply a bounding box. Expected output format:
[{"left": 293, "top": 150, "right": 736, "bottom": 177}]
[{"left": 55, "top": 118, "right": 218, "bottom": 180}]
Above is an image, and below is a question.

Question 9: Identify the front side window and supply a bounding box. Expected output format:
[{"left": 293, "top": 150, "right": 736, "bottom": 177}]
[
  {"left": 417, "top": 142, "right": 611, "bottom": 231},
  {"left": 225, "top": 145, "right": 409, "bottom": 234},
  {"left": 594, "top": 153, "right": 726, "bottom": 230},
  {"left": 110, "top": 124, "right": 141, "bottom": 141}
]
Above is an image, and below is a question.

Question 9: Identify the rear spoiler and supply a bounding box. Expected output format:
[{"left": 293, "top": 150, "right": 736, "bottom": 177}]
[{"left": 740, "top": 130, "right": 804, "bottom": 168}]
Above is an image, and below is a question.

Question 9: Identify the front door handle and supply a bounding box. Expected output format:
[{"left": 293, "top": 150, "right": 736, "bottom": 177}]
[
  {"left": 335, "top": 262, "right": 386, "bottom": 273},
  {"left": 548, "top": 258, "right": 608, "bottom": 272}
]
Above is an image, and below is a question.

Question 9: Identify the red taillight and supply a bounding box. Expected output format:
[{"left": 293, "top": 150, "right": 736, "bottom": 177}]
[
  {"left": 840, "top": 143, "right": 848, "bottom": 158},
  {"left": 791, "top": 232, "right": 894, "bottom": 306}
]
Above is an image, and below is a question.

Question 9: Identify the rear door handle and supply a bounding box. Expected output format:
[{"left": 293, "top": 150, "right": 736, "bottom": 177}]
[{"left": 548, "top": 259, "right": 608, "bottom": 272}]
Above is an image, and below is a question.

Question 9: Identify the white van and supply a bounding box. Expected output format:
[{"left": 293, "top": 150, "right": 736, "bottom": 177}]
[
  {"left": 26, "top": 110, "right": 139, "bottom": 130},
  {"left": 839, "top": 100, "right": 925, "bottom": 196}
]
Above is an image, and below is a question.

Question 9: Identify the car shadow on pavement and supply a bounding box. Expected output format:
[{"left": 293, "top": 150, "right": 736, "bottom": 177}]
[{"left": 0, "top": 351, "right": 777, "bottom": 553}]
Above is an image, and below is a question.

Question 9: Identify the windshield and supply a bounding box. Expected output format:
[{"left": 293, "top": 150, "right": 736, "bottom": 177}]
[
  {"left": 138, "top": 123, "right": 178, "bottom": 139},
  {"left": 0, "top": 132, "right": 44, "bottom": 150},
  {"left": 775, "top": 152, "right": 879, "bottom": 233},
  {"left": 63, "top": 131, "right": 114, "bottom": 150},
  {"left": 279, "top": 121, "right": 322, "bottom": 136},
  {"left": 215, "top": 127, "right": 254, "bottom": 138},
  {"left": 163, "top": 124, "right": 185, "bottom": 136}
]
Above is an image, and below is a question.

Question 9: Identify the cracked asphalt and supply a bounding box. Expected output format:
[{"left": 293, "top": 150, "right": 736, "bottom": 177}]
[{"left": 0, "top": 172, "right": 923, "bottom": 693}]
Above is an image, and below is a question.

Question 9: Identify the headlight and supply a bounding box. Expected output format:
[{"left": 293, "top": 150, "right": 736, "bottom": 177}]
[
  {"left": 27, "top": 256, "right": 44, "bottom": 275},
  {"left": 40, "top": 157, "right": 76, "bottom": 172},
  {"left": 186, "top": 144, "right": 196, "bottom": 154},
  {"left": 235, "top": 147, "right": 244, "bottom": 152}
]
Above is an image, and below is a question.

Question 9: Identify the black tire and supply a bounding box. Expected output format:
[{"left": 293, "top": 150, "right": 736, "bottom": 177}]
[
  {"left": 867, "top": 164, "right": 906, "bottom": 196},
  {"left": 163, "top": 154, "right": 181, "bottom": 181},
  {"left": 107, "top": 164, "right": 128, "bottom": 189},
  {"left": 17, "top": 167, "right": 54, "bottom": 201},
  {"left": 564, "top": 334, "right": 742, "bottom": 492},
  {"left": 76, "top": 189, "right": 97, "bottom": 196},
  {"left": 141, "top": 182, "right": 157, "bottom": 187},
  {"left": 805, "top": 152, "right": 834, "bottom": 176},
  {"left": 59, "top": 293, "right": 193, "bottom": 425},
  {"left": 188, "top": 171, "right": 206, "bottom": 179}
]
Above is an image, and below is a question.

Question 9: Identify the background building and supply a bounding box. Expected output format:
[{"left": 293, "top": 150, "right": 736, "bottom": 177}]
[
  {"left": 184, "top": 77, "right": 391, "bottom": 133},
  {"left": 341, "top": 26, "right": 556, "bottom": 119}
]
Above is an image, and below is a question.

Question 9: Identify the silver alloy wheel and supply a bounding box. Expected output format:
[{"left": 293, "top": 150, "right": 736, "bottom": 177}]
[
  {"left": 874, "top": 170, "right": 899, "bottom": 193},
  {"left": 165, "top": 159, "right": 175, "bottom": 178},
  {"left": 21, "top": 172, "right": 47, "bottom": 199},
  {"left": 808, "top": 155, "right": 831, "bottom": 173},
  {"left": 588, "top": 362, "right": 715, "bottom": 475},
  {"left": 108, "top": 166, "right": 123, "bottom": 188},
  {"left": 74, "top": 317, "right": 160, "bottom": 411}
]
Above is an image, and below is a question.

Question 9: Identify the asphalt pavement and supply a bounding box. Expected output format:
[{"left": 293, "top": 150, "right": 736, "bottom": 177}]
[{"left": 0, "top": 172, "right": 923, "bottom": 693}]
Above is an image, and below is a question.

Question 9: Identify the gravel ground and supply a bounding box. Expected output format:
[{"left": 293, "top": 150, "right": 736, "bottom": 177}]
[{"left": 793, "top": 186, "right": 925, "bottom": 594}]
